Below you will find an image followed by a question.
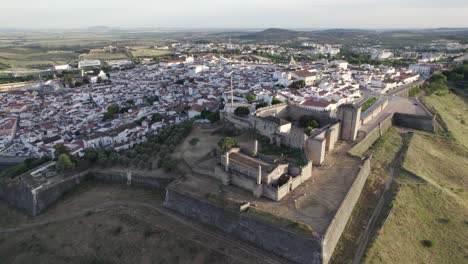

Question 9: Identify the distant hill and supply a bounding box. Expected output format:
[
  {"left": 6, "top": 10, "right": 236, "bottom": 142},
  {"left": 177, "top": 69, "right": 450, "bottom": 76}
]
[{"left": 239, "top": 28, "right": 306, "bottom": 40}]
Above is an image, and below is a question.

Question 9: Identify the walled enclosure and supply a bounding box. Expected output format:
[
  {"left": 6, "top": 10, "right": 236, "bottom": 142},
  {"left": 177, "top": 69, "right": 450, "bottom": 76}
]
[{"left": 0, "top": 170, "right": 173, "bottom": 216}]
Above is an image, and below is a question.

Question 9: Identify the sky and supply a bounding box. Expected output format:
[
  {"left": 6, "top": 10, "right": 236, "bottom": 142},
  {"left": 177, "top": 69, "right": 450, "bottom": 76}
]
[{"left": 1, "top": 0, "right": 468, "bottom": 29}]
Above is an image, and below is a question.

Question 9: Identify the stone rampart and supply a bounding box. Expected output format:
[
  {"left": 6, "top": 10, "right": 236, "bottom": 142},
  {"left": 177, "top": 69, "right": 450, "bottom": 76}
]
[
  {"left": 393, "top": 113, "right": 435, "bottom": 132},
  {"left": 322, "top": 158, "right": 371, "bottom": 263},
  {"left": 164, "top": 186, "right": 323, "bottom": 264}
]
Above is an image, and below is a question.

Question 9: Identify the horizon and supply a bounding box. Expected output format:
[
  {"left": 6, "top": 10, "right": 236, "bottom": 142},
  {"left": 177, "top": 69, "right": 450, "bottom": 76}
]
[{"left": 2, "top": 0, "right": 468, "bottom": 29}]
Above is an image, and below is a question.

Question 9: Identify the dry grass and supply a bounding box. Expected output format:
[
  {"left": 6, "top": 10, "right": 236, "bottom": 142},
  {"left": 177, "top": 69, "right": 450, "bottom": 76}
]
[
  {"left": 0, "top": 183, "right": 269, "bottom": 264},
  {"left": 130, "top": 48, "right": 171, "bottom": 57},
  {"left": 364, "top": 92, "right": 468, "bottom": 264},
  {"left": 423, "top": 92, "right": 468, "bottom": 149},
  {"left": 330, "top": 128, "right": 404, "bottom": 264},
  {"left": 364, "top": 171, "right": 467, "bottom": 264},
  {"left": 403, "top": 133, "right": 468, "bottom": 203}
]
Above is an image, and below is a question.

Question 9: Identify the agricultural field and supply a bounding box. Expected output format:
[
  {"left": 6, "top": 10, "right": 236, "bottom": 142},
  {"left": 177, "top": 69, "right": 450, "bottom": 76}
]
[
  {"left": 0, "top": 47, "right": 78, "bottom": 68},
  {"left": 129, "top": 48, "right": 171, "bottom": 58},
  {"left": 79, "top": 52, "right": 129, "bottom": 61},
  {"left": 0, "top": 32, "right": 174, "bottom": 70}
]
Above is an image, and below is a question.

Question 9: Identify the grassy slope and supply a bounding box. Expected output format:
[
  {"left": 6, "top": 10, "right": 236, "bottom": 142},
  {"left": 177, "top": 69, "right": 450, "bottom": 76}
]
[
  {"left": 423, "top": 92, "right": 468, "bottom": 149},
  {"left": 364, "top": 172, "right": 467, "bottom": 264},
  {"left": 403, "top": 133, "right": 467, "bottom": 203},
  {"left": 330, "top": 128, "right": 404, "bottom": 264},
  {"left": 364, "top": 92, "right": 468, "bottom": 264}
]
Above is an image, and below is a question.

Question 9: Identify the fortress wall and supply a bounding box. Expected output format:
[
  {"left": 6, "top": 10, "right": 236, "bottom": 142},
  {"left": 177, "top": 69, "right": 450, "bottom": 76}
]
[
  {"left": 286, "top": 103, "right": 337, "bottom": 125},
  {"left": 1, "top": 170, "right": 174, "bottom": 216},
  {"left": 393, "top": 113, "right": 435, "bottom": 132},
  {"left": 0, "top": 178, "right": 35, "bottom": 215},
  {"left": 361, "top": 99, "right": 388, "bottom": 125},
  {"left": 306, "top": 131, "right": 327, "bottom": 165},
  {"left": 92, "top": 171, "right": 173, "bottom": 190},
  {"left": 255, "top": 103, "right": 288, "bottom": 117},
  {"left": 326, "top": 122, "right": 341, "bottom": 151},
  {"left": 35, "top": 172, "right": 91, "bottom": 215},
  {"left": 277, "top": 132, "right": 306, "bottom": 149},
  {"left": 164, "top": 187, "right": 323, "bottom": 264},
  {"left": 322, "top": 158, "right": 371, "bottom": 264},
  {"left": 350, "top": 113, "right": 393, "bottom": 157}
]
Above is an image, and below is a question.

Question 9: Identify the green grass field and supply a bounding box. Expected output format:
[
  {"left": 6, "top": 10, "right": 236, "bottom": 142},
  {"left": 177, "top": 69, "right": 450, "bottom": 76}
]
[
  {"left": 331, "top": 128, "right": 405, "bottom": 264},
  {"left": 364, "top": 170, "right": 467, "bottom": 264},
  {"left": 364, "top": 92, "right": 468, "bottom": 264},
  {"left": 423, "top": 92, "right": 468, "bottom": 149},
  {"left": 0, "top": 48, "right": 78, "bottom": 68}
]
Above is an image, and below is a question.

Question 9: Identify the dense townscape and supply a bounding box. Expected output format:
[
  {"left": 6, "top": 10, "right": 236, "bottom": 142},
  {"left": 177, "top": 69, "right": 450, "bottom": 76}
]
[{"left": 1, "top": 40, "right": 457, "bottom": 158}]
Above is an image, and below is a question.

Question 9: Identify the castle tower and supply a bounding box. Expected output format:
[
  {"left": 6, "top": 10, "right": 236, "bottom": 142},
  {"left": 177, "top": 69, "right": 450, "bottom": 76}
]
[
  {"left": 257, "top": 165, "right": 262, "bottom": 185},
  {"left": 289, "top": 55, "right": 297, "bottom": 66},
  {"left": 338, "top": 104, "right": 361, "bottom": 141}
]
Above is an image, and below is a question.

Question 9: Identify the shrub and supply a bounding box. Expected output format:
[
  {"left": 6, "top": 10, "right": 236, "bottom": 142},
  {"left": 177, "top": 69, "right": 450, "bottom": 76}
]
[
  {"left": 256, "top": 102, "right": 268, "bottom": 109},
  {"left": 299, "top": 115, "right": 320, "bottom": 128},
  {"left": 246, "top": 94, "right": 256, "bottom": 103},
  {"left": 189, "top": 138, "right": 199, "bottom": 146},
  {"left": 55, "top": 154, "right": 75, "bottom": 172},
  {"left": 271, "top": 97, "right": 282, "bottom": 105},
  {"left": 218, "top": 137, "right": 237, "bottom": 152},
  {"left": 421, "top": 239, "right": 434, "bottom": 248},
  {"left": 234, "top": 106, "right": 250, "bottom": 117}
]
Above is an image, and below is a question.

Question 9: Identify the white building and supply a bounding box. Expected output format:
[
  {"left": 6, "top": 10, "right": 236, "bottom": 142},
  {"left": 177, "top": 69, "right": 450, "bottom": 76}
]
[{"left": 78, "top": 60, "right": 101, "bottom": 69}]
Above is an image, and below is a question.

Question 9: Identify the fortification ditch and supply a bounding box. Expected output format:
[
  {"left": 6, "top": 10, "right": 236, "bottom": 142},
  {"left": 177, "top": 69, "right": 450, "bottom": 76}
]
[{"left": 163, "top": 186, "right": 323, "bottom": 264}]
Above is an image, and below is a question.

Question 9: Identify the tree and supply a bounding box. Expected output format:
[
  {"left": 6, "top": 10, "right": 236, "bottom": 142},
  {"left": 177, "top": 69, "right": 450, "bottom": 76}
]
[
  {"left": 107, "top": 104, "right": 120, "bottom": 115},
  {"left": 54, "top": 144, "right": 69, "bottom": 158},
  {"left": 246, "top": 94, "right": 256, "bottom": 103},
  {"left": 126, "top": 99, "right": 135, "bottom": 106},
  {"left": 271, "top": 97, "right": 282, "bottom": 105},
  {"left": 256, "top": 102, "right": 268, "bottom": 109},
  {"left": 55, "top": 154, "right": 75, "bottom": 172},
  {"left": 234, "top": 106, "right": 250, "bottom": 117},
  {"left": 103, "top": 104, "right": 120, "bottom": 121},
  {"left": 290, "top": 80, "right": 306, "bottom": 89},
  {"left": 299, "top": 115, "right": 320, "bottom": 128},
  {"left": 218, "top": 137, "right": 237, "bottom": 152},
  {"left": 151, "top": 113, "right": 163, "bottom": 123},
  {"left": 83, "top": 148, "right": 98, "bottom": 162}
]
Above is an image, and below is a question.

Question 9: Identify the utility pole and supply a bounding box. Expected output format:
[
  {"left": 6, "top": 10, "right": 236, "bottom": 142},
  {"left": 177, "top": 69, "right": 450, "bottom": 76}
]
[{"left": 230, "top": 75, "right": 234, "bottom": 108}]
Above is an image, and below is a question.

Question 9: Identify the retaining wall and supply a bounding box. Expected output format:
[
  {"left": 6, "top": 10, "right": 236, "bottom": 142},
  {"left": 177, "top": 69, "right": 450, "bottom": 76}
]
[
  {"left": 393, "top": 113, "right": 435, "bottom": 132},
  {"left": 164, "top": 187, "right": 323, "bottom": 264}
]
